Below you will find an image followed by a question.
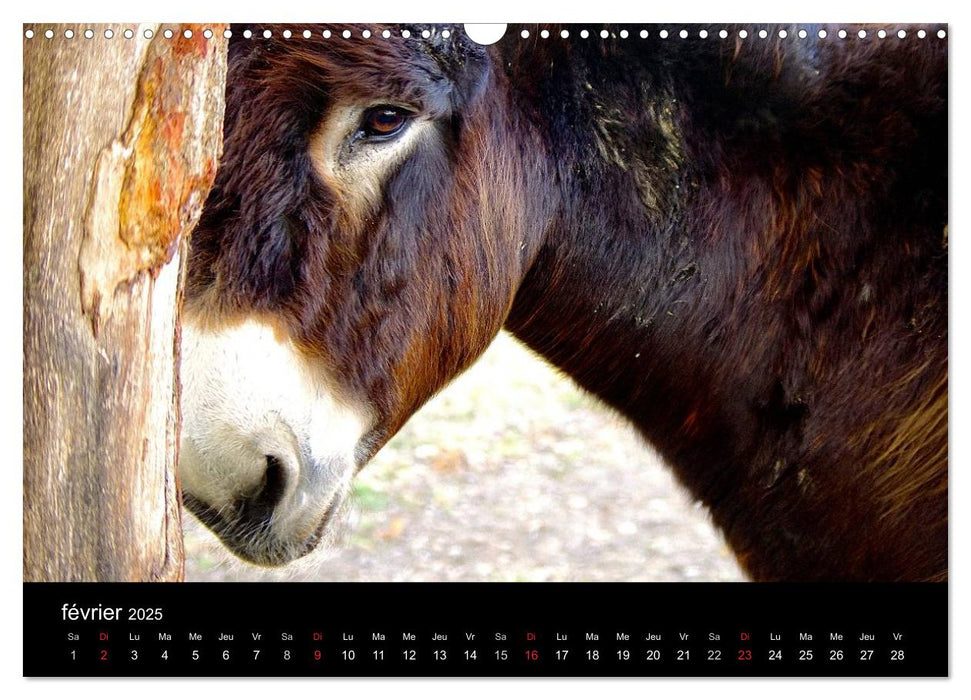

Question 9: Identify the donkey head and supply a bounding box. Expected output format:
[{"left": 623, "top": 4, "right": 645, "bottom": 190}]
[{"left": 180, "top": 25, "right": 546, "bottom": 565}]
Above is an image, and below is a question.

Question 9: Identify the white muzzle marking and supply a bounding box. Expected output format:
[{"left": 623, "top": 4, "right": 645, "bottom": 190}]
[{"left": 179, "top": 314, "right": 370, "bottom": 565}]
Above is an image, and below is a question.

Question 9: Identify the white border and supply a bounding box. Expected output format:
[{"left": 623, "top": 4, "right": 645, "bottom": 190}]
[{"left": 5, "top": 1, "right": 966, "bottom": 698}]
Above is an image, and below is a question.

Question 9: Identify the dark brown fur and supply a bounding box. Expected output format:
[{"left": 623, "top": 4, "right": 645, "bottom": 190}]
[{"left": 188, "top": 24, "right": 947, "bottom": 581}]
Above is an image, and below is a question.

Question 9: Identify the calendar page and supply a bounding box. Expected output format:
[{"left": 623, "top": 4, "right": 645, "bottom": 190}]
[{"left": 22, "top": 22, "right": 948, "bottom": 678}]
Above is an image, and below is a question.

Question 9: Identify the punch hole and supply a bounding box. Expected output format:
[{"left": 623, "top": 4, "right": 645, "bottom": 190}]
[
  {"left": 520, "top": 29, "right": 529, "bottom": 38},
  {"left": 263, "top": 29, "right": 272, "bottom": 38},
  {"left": 84, "top": 29, "right": 93, "bottom": 39},
  {"left": 540, "top": 29, "right": 550, "bottom": 39},
  {"left": 838, "top": 29, "right": 847, "bottom": 38},
  {"left": 818, "top": 29, "right": 827, "bottom": 38},
  {"left": 242, "top": 29, "right": 251, "bottom": 39},
  {"left": 620, "top": 29, "right": 629, "bottom": 38},
  {"left": 342, "top": 29, "right": 351, "bottom": 39},
  {"left": 363, "top": 29, "right": 372, "bottom": 39},
  {"left": 758, "top": 29, "right": 768, "bottom": 38},
  {"left": 104, "top": 29, "right": 114, "bottom": 39},
  {"left": 719, "top": 29, "right": 728, "bottom": 38},
  {"left": 779, "top": 29, "right": 788, "bottom": 38},
  {"left": 224, "top": 29, "right": 232, "bottom": 39},
  {"left": 659, "top": 29, "right": 668, "bottom": 39},
  {"left": 442, "top": 30, "right": 450, "bottom": 38},
  {"left": 203, "top": 28, "right": 213, "bottom": 39},
  {"left": 24, "top": 29, "right": 34, "bottom": 39},
  {"left": 898, "top": 29, "right": 906, "bottom": 38},
  {"left": 401, "top": 29, "right": 410, "bottom": 38},
  {"left": 798, "top": 29, "right": 807, "bottom": 38},
  {"left": 917, "top": 29, "right": 926, "bottom": 38},
  {"left": 679, "top": 29, "right": 688, "bottom": 38},
  {"left": 858, "top": 30, "right": 867, "bottom": 38},
  {"left": 421, "top": 29, "right": 430, "bottom": 38},
  {"left": 877, "top": 29, "right": 886, "bottom": 39},
  {"left": 45, "top": 29, "right": 54, "bottom": 39},
  {"left": 283, "top": 29, "right": 292, "bottom": 39},
  {"left": 699, "top": 30, "right": 708, "bottom": 39},
  {"left": 600, "top": 29, "right": 609, "bottom": 39},
  {"left": 463, "top": 24, "right": 506, "bottom": 45},
  {"left": 323, "top": 29, "right": 331, "bottom": 38},
  {"left": 124, "top": 28, "right": 134, "bottom": 39},
  {"left": 65, "top": 29, "right": 74, "bottom": 39},
  {"left": 165, "top": 29, "right": 175, "bottom": 39},
  {"left": 186, "top": 29, "right": 195, "bottom": 39},
  {"left": 738, "top": 29, "right": 748, "bottom": 38},
  {"left": 560, "top": 29, "right": 569, "bottom": 39},
  {"left": 581, "top": 29, "right": 590, "bottom": 39},
  {"left": 144, "top": 29, "right": 154, "bottom": 39},
  {"left": 641, "top": 30, "right": 649, "bottom": 38},
  {"left": 382, "top": 29, "right": 391, "bottom": 38},
  {"left": 938, "top": 29, "right": 946, "bottom": 38}
]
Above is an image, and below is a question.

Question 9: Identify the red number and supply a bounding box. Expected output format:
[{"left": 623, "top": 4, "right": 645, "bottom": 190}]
[
  {"left": 314, "top": 649, "right": 321, "bottom": 661},
  {"left": 738, "top": 649, "right": 752, "bottom": 661},
  {"left": 99, "top": 649, "right": 108, "bottom": 662}
]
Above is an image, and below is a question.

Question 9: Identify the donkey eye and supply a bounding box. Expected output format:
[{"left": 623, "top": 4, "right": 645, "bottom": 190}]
[{"left": 360, "top": 106, "right": 412, "bottom": 139}]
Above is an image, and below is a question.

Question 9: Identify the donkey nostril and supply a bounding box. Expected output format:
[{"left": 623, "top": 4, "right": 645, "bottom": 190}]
[
  {"left": 259, "top": 454, "right": 287, "bottom": 508},
  {"left": 240, "top": 454, "right": 289, "bottom": 518}
]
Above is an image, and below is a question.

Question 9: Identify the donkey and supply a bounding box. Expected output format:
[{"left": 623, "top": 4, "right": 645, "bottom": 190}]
[{"left": 180, "top": 24, "right": 948, "bottom": 581}]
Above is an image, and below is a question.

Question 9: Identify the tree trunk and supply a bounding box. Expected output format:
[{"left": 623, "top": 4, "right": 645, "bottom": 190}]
[{"left": 23, "top": 24, "right": 227, "bottom": 581}]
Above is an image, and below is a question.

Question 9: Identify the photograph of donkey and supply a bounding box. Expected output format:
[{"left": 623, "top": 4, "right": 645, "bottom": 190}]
[{"left": 180, "top": 24, "right": 947, "bottom": 581}]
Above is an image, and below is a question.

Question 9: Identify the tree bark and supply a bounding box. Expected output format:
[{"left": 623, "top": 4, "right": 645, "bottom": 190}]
[{"left": 23, "top": 24, "right": 227, "bottom": 581}]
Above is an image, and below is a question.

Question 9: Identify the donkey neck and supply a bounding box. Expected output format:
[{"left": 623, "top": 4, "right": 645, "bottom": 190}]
[
  {"left": 501, "top": 37, "right": 768, "bottom": 459},
  {"left": 503, "top": 180, "right": 734, "bottom": 461}
]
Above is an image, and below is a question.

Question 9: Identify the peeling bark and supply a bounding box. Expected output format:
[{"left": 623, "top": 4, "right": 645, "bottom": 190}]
[{"left": 23, "top": 24, "right": 227, "bottom": 581}]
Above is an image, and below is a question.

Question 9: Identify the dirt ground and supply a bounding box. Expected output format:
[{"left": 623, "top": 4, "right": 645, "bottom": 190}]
[{"left": 183, "top": 331, "right": 745, "bottom": 582}]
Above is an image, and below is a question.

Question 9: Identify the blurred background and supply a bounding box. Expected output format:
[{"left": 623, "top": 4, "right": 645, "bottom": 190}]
[{"left": 184, "top": 331, "right": 745, "bottom": 582}]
